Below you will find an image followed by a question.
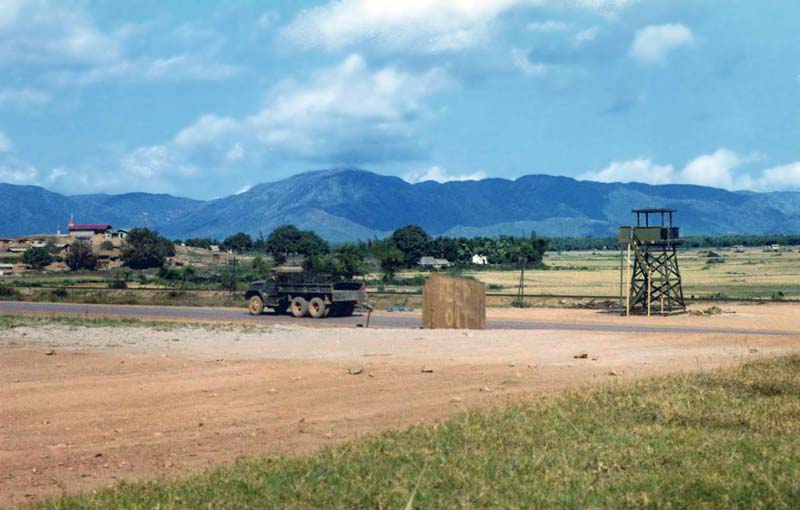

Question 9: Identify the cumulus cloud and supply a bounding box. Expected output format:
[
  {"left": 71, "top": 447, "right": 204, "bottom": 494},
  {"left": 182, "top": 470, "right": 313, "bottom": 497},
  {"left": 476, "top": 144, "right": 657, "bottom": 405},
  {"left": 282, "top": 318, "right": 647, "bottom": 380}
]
[
  {"left": 282, "top": 0, "right": 635, "bottom": 53},
  {"left": 754, "top": 162, "right": 800, "bottom": 191},
  {"left": 172, "top": 54, "right": 449, "bottom": 164},
  {"left": 404, "top": 166, "right": 487, "bottom": 184},
  {"left": 0, "top": 159, "right": 37, "bottom": 184},
  {"left": 0, "top": 0, "right": 122, "bottom": 65},
  {"left": 1, "top": 1, "right": 241, "bottom": 86},
  {"left": 581, "top": 158, "right": 676, "bottom": 185},
  {"left": 577, "top": 149, "right": 800, "bottom": 191},
  {"left": 112, "top": 54, "right": 449, "bottom": 195},
  {"left": 0, "top": 131, "right": 12, "bottom": 152},
  {"left": 121, "top": 145, "right": 197, "bottom": 180},
  {"left": 629, "top": 24, "right": 694, "bottom": 64}
]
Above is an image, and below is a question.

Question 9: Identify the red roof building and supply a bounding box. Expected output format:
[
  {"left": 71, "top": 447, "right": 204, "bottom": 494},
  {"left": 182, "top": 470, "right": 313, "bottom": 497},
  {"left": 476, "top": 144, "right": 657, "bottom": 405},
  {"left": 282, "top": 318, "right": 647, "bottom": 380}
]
[{"left": 67, "top": 216, "right": 112, "bottom": 236}]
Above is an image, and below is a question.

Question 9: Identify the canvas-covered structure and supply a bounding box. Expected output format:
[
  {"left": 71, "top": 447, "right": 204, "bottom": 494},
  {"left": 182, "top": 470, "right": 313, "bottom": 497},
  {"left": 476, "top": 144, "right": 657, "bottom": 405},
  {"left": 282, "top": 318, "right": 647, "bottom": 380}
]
[{"left": 423, "top": 273, "right": 486, "bottom": 329}]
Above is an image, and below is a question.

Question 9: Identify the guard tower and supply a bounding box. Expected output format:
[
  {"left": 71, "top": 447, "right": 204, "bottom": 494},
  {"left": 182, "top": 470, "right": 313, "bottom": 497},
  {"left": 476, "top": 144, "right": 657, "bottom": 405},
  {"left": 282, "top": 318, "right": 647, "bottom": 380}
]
[{"left": 619, "top": 209, "right": 686, "bottom": 316}]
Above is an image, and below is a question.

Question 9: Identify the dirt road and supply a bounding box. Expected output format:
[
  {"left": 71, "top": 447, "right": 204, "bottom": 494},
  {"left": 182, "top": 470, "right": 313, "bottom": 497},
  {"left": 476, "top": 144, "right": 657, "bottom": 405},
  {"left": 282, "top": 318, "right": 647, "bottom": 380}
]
[
  {"left": 2, "top": 300, "right": 800, "bottom": 336},
  {"left": 1, "top": 304, "right": 799, "bottom": 507}
]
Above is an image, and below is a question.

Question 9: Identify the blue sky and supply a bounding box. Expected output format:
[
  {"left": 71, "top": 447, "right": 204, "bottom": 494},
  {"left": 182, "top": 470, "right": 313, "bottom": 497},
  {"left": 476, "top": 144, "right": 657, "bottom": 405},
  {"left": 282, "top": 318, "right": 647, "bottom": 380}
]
[{"left": 1, "top": 0, "right": 799, "bottom": 198}]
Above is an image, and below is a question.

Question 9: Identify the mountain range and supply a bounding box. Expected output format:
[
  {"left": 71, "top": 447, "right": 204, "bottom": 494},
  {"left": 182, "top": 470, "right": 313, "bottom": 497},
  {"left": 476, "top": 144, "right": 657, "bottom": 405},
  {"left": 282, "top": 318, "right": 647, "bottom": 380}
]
[{"left": 3, "top": 169, "right": 800, "bottom": 241}]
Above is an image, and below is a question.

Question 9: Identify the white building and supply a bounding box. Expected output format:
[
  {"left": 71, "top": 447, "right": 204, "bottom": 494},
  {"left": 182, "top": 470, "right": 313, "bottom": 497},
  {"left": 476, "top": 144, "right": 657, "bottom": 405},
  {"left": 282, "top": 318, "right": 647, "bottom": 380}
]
[{"left": 471, "top": 254, "right": 489, "bottom": 265}]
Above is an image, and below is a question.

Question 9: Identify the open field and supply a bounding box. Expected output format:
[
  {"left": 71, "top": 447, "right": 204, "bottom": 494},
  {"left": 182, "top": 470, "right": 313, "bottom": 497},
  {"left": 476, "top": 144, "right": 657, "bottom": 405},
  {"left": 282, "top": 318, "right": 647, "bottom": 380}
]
[
  {"left": 2, "top": 304, "right": 799, "bottom": 507},
  {"left": 3, "top": 247, "right": 799, "bottom": 311},
  {"left": 396, "top": 246, "right": 800, "bottom": 300},
  {"left": 32, "top": 355, "right": 800, "bottom": 510}
]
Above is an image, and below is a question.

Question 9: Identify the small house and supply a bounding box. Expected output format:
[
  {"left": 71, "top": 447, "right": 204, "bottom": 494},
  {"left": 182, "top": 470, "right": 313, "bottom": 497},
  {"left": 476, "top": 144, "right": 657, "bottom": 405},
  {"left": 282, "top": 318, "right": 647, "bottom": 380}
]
[
  {"left": 419, "top": 256, "right": 451, "bottom": 269},
  {"left": 471, "top": 254, "right": 489, "bottom": 265}
]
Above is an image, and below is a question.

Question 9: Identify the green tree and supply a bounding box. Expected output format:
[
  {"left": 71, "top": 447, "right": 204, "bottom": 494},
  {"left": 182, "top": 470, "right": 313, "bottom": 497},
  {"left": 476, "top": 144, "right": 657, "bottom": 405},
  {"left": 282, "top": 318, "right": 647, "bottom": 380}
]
[
  {"left": 185, "top": 238, "right": 217, "bottom": 250},
  {"left": 222, "top": 232, "right": 254, "bottom": 253},
  {"left": 334, "top": 244, "right": 366, "bottom": 279},
  {"left": 121, "top": 228, "right": 175, "bottom": 269},
  {"left": 374, "top": 241, "right": 404, "bottom": 281},
  {"left": 390, "top": 225, "right": 432, "bottom": 267},
  {"left": 251, "top": 254, "right": 270, "bottom": 278},
  {"left": 22, "top": 247, "right": 53, "bottom": 270},
  {"left": 266, "top": 225, "right": 329, "bottom": 264},
  {"left": 65, "top": 242, "right": 98, "bottom": 271}
]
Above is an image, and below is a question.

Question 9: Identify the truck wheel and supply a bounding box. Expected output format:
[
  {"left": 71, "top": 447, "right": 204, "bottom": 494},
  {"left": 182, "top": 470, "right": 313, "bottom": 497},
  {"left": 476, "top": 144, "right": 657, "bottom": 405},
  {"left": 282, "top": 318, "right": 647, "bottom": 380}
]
[
  {"left": 308, "top": 297, "right": 326, "bottom": 319},
  {"left": 248, "top": 295, "right": 264, "bottom": 316},
  {"left": 291, "top": 297, "right": 308, "bottom": 318}
]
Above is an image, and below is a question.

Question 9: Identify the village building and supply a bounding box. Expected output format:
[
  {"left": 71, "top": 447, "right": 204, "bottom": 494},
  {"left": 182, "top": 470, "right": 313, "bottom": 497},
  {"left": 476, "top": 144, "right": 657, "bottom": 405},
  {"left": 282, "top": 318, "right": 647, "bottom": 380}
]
[
  {"left": 471, "top": 254, "right": 489, "bottom": 265},
  {"left": 68, "top": 217, "right": 113, "bottom": 240},
  {"left": 419, "top": 256, "right": 451, "bottom": 269}
]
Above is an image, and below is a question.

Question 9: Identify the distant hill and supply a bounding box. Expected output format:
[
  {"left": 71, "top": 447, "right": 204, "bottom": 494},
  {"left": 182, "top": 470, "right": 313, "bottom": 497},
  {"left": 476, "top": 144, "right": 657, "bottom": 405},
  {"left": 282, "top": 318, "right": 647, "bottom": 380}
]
[{"left": 2, "top": 169, "right": 800, "bottom": 241}]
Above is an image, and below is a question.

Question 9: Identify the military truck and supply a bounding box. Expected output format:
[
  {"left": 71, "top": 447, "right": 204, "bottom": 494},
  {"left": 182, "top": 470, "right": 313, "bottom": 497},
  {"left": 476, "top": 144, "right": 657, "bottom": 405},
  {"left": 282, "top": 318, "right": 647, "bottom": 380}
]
[{"left": 244, "top": 268, "right": 366, "bottom": 318}]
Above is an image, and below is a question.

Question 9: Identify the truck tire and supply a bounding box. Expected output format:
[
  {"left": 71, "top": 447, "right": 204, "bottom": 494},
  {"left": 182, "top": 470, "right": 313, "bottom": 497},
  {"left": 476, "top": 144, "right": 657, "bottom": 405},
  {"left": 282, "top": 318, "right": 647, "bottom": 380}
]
[
  {"left": 291, "top": 297, "right": 308, "bottom": 318},
  {"left": 308, "top": 297, "right": 327, "bottom": 319},
  {"left": 248, "top": 295, "right": 264, "bottom": 316},
  {"left": 339, "top": 303, "right": 356, "bottom": 317},
  {"left": 331, "top": 302, "right": 356, "bottom": 317}
]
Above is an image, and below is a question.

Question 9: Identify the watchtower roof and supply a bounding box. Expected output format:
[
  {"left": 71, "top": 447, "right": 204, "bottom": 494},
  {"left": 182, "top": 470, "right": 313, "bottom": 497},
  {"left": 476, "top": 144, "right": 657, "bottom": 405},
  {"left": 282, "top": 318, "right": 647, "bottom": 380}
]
[{"left": 631, "top": 208, "right": 676, "bottom": 214}]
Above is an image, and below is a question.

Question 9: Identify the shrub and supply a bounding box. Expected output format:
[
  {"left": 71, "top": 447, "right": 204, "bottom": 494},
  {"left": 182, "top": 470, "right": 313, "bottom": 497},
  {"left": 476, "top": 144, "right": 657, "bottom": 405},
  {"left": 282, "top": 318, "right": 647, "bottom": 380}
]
[
  {"left": 108, "top": 280, "right": 128, "bottom": 289},
  {"left": 99, "top": 240, "right": 115, "bottom": 251},
  {"left": 22, "top": 247, "right": 53, "bottom": 270},
  {"left": 50, "top": 288, "right": 68, "bottom": 299}
]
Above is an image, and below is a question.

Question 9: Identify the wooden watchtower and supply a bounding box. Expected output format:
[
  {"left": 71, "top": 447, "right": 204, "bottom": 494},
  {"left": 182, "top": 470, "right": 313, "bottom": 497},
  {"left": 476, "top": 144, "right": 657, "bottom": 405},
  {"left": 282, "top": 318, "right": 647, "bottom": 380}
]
[{"left": 619, "top": 209, "right": 686, "bottom": 316}]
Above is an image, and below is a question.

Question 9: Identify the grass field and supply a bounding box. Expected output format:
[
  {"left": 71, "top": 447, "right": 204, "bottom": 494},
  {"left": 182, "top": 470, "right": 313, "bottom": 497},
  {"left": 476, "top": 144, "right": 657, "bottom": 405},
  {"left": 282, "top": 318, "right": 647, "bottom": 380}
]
[
  {"left": 2, "top": 247, "right": 798, "bottom": 308},
  {"left": 35, "top": 355, "right": 800, "bottom": 510},
  {"left": 384, "top": 247, "right": 800, "bottom": 301}
]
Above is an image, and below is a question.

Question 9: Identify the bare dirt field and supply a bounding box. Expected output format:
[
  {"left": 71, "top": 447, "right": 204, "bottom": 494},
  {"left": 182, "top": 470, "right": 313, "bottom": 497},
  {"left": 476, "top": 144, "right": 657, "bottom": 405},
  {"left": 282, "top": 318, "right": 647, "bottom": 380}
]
[{"left": 2, "top": 304, "right": 799, "bottom": 507}]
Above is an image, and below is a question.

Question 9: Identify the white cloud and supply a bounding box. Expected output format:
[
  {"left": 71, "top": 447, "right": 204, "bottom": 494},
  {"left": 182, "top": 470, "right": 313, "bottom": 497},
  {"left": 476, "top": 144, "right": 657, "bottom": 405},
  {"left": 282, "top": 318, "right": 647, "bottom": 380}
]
[
  {"left": 581, "top": 158, "right": 676, "bottom": 185},
  {"left": 235, "top": 184, "right": 252, "bottom": 194},
  {"left": 0, "top": 159, "right": 37, "bottom": 184},
  {"left": 404, "top": 165, "right": 487, "bottom": 184},
  {"left": 579, "top": 148, "right": 784, "bottom": 191},
  {"left": 117, "top": 54, "right": 449, "bottom": 193},
  {"left": 630, "top": 24, "right": 694, "bottom": 64},
  {"left": 754, "top": 162, "right": 800, "bottom": 191},
  {"left": 527, "top": 20, "right": 569, "bottom": 32},
  {"left": 174, "top": 114, "right": 238, "bottom": 147},
  {"left": 0, "top": 87, "right": 50, "bottom": 107},
  {"left": 0, "top": 131, "right": 12, "bottom": 152},
  {"left": 51, "top": 55, "right": 244, "bottom": 85},
  {"left": 171, "top": 54, "right": 449, "bottom": 162},
  {"left": 511, "top": 48, "right": 546, "bottom": 76},
  {"left": 681, "top": 149, "right": 746, "bottom": 189},
  {"left": 0, "top": 0, "right": 122, "bottom": 65},
  {"left": 121, "top": 145, "right": 196, "bottom": 180},
  {"left": 282, "top": 0, "right": 634, "bottom": 53}
]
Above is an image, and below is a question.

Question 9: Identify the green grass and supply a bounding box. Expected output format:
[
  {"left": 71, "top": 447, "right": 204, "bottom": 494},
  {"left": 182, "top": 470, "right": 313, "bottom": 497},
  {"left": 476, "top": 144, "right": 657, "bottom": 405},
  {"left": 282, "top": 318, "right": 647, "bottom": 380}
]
[{"left": 34, "top": 355, "right": 800, "bottom": 510}]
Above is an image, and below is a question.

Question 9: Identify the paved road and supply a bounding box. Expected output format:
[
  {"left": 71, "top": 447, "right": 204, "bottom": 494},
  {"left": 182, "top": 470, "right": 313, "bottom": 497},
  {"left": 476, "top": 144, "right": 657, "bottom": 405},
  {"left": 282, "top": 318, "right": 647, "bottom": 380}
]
[{"left": 2, "top": 300, "right": 800, "bottom": 337}]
